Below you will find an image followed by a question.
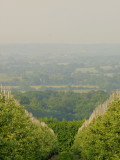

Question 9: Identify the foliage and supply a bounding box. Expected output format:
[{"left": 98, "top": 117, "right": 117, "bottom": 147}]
[
  {"left": 0, "top": 97, "right": 58, "bottom": 160},
  {"left": 14, "top": 90, "right": 108, "bottom": 120},
  {"left": 50, "top": 152, "right": 79, "bottom": 160},
  {"left": 72, "top": 99, "right": 120, "bottom": 160},
  {"left": 40, "top": 117, "right": 84, "bottom": 152}
]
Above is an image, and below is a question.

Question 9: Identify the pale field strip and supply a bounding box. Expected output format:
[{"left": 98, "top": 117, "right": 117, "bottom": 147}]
[{"left": 31, "top": 85, "right": 99, "bottom": 89}]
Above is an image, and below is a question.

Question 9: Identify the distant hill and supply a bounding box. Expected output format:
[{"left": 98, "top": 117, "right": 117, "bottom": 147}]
[{"left": 0, "top": 43, "right": 120, "bottom": 57}]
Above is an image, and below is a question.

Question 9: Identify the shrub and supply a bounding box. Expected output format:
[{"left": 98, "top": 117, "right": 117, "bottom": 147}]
[
  {"left": 0, "top": 98, "right": 58, "bottom": 160},
  {"left": 72, "top": 100, "right": 120, "bottom": 160}
]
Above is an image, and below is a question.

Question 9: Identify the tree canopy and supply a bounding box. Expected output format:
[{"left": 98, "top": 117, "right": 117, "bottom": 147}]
[
  {"left": 14, "top": 90, "right": 108, "bottom": 121},
  {"left": 72, "top": 99, "right": 120, "bottom": 160},
  {"left": 0, "top": 96, "right": 58, "bottom": 160}
]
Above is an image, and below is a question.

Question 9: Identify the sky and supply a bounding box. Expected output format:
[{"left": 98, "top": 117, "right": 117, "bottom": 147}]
[{"left": 0, "top": 0, "right": 120, "bottom": 44}]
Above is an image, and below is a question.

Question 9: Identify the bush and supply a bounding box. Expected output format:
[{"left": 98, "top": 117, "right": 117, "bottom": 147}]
[
  {"left": 72, "top": 100, "right": 120, "bottom": 160},
  {"left": 0, "top": 98, "right": 58, "bottom": 160},
  {"left": 40, "top": 118, "right": 84, "bottom": 152},
  {"left": 52, "top": 152, "right": 79, "bottom": 160}
]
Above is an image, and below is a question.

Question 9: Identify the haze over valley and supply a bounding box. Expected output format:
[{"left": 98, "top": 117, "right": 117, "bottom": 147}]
[
  {"left": 0, "top": 0, "right": 120, "bottom": 159},
  {"left": 0, "top": 43, "right": 120, "bottom": 92}
]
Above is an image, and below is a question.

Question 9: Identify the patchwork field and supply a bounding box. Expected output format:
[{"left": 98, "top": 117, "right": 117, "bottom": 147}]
[{"left": 1, "top": 85, "right": 99, "bottom": 92}]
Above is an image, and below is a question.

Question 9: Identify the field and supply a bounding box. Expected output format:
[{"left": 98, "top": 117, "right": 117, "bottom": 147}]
[
  {"left": 0, "top": 74, "right": 15, "bottom": 82},
  {"left": 1, "top": 84, "right": 99, "bottom": 93},
  {"left": 30, "top": 85, "right": 99, "bottom": 89},
  {"left": 75, "top": 67, "right": 97, "bottom": 73},
  {"left": 30, "top": 85, "right": 99, "bottom": 93},
  {"left": 0, "top": 44, "right": 120, "bottom": 92}
]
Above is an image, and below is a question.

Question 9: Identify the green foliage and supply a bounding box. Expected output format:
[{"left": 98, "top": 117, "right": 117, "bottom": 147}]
[
  {"left": 14, "top": 90, "right": 108, "bottom": 120},
  {"left": 40, "top": 117, "right": 84, "bottom": 152},
  {"left": 51, "top": 152, "right": 79, "bottom": 160},
  {"left": 0, "top": 98, "right": 58, "bottom": 160},
  {"left": 72, "top": 99, "right": 120, "bottom": 160}
]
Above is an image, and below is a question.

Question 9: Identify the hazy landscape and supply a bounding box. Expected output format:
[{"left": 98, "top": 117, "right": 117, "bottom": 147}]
[
  {"left": 1, "top": 43, "right": 120, "bottom": 159},
  {"left": 0, "top": 44, "right": 120, "bottom": 92},
  {"left": 0, "top": 0, "right": 120, "bottom": 159}
]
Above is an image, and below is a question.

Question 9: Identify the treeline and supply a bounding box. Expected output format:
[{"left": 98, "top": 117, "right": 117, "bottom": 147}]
[
  {"left": 14, "top": 90, "right": 108, "bottom": 121},
  {"left": 72, "top": 99, "right": 120, "bottom": 160},
  {"left": 0, "top": 95, "right": 58, "bottom": 160}
]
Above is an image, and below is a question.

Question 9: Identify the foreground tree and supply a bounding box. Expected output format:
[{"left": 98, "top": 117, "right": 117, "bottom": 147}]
[
  {"left": 72, "top": 99, "right": 120, "bottom": 160},
  {"left": 0, "top": 96, "right": 58, "bottom": 160}
]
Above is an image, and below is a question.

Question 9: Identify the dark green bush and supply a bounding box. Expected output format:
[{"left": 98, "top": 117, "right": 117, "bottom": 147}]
[
  {"left": 52, "top": 152, "right": 79, "bottom": 160},
  {"left": 40, "top": 118, "right": 84, "bottom": 152}
]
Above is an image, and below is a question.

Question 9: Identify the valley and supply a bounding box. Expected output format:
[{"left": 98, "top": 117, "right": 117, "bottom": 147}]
[{"left": 0, "top": 44, "right": 120, "bottom": 159}]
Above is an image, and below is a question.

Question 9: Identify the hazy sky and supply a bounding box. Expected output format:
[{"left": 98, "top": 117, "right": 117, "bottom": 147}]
[{"left": 0, "top": 0, "right": 120, "bottom": 44}]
